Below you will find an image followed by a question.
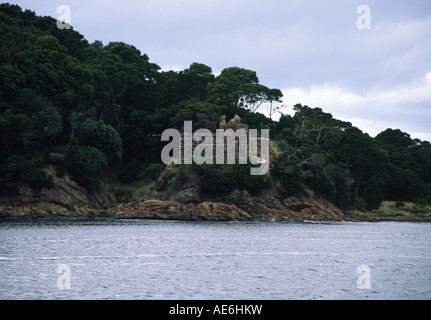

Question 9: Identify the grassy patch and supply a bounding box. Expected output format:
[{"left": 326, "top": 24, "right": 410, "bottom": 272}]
[
  {"left": 105, "top": 174, "right": 156, "bottom": 202},
  {"left": 131, "top": 180, "right": 156, "bottom": 200},
  {"left": 347, "top": 201, "right": 431, "bottom": 221}
]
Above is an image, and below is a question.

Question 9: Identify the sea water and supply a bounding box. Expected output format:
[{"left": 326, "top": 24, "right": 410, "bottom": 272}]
[{"left": 0, "top": 218, "right": 430, "bottom": 300}]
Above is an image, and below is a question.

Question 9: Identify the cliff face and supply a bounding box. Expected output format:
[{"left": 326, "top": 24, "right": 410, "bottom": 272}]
[
  {"left": 0, "top": 165, "right": 345, "bottom": 221},
  {"left": 0, "top": 166, "right": 117, "bottom": 217},
  {"left": 116, "top": 166, "right": 345, "bottom": 221}
]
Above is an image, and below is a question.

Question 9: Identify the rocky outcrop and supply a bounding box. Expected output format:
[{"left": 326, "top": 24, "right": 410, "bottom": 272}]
[
  {"left": 116, "top": 191, "right": 345, "bottom": 221},
  {"left": 0, "top": 165, "right": 345, "bottom": 221},
  {"left": 144, "top": 165, "right": 345, "bottom": 221},
  {"left": 223, "top": 189, "right": 345, "bottom": 220},
  {"left": 116, "top": 199, "right": 252, "bottom": 221},
  {"left": 0, "top": 166, "right": 117, "bottom": 217},
  {"left": 155, "top": 166, "right": 201, "bottom": 204}
]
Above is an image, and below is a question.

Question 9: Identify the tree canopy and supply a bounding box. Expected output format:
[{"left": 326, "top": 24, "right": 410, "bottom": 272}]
[{"left": 0, "top": 4, "right": 429, "bottom": 210}]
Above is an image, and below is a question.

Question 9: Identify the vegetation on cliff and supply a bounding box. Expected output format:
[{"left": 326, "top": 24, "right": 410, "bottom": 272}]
[{"left": 1, "top": 4, "right": 430, "bottom": 217}]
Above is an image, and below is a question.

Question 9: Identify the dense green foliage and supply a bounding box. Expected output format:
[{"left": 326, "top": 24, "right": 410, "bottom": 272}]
[
  {"left": 1, "top": 4, "right": 430, "bottom": 210},
  {"left": 191, "top": 161, "right": 272, "bottom": 196}
]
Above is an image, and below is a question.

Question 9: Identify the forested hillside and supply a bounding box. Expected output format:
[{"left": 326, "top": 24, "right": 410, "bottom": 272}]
[{"left": 1, "top": 4, "right": 430, "bottom": 212}]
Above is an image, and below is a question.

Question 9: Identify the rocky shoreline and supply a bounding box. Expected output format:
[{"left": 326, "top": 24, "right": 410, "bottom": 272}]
[
  {"left": 1, "top": 198, "right": 429, "bottom": 222},
  {"left": 0, "top": 166, "right": 342, "bottom": 221},
  {"left": 0, "top": 191, "right": 347, "bottom": 222},
  {"left": 114, "top": 196, "right": 346, "bottom": 221},
  {"left": 2, "top": 191, "right": 429, "bottom": 222},
  {"left": 1, "top": 167, "right": 429, "bottom": 222}
]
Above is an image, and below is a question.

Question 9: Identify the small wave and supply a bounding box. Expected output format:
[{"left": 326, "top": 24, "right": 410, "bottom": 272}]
[
  {"left": 302, "top": 220, "right": 350, "bottom": 225},
  {"left": 0, "top": 256, "right": 62, "bottom": 261},
  {"left": 34, "top": 256, "right": 61, "bottom": 260},
  {"left": 0, "top": 257, "right": 21, "bottom": 261}
]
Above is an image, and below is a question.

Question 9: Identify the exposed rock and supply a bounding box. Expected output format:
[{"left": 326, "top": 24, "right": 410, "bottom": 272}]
[
  {"left": 155, "top": 166, "right": 201, "bottom": 204},
  {"left": 173, "top": 187, "right": 201, "bottom": 204},
  {"left": 0, "top": 165, "right": 346, "bottom": 221},
  {"left": 0, "top": 166, "right": 117, "bottom": 217},
  {"left": 219, "top": 114, "right": 249, "bottom": 131},
  {"left": 115, "top": 192, "right": 345, "bottom": 222},
  {"left": 282, "top": 196, "right": 345, "bottom": 220},
  {"left": 116, "top": 199, "right": 252, "bottom": 221}
]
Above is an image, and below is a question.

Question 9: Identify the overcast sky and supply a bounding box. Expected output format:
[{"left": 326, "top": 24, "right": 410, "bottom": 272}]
[{"left": 8, "top": 0, "right": 431, "bottom": 141}]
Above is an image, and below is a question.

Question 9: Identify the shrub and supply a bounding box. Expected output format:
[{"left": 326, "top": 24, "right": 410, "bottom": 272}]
[
  {"left": 21, "top": 167, "right": 54, "bottom": 189},
  {"left": 0, "top": 154, "right": 53, "bottom": 191},
  {"left": 395, "top": 201, "right": 405, "bottom": 208},
  {"left": 362, "top": 178, "right": 384, "bottom": 211},
  {"left": 77, "top": 119, "right": 123, "bottom": 167},
  {"left": 280, "top": 174, "right": 303, "bottom": 196},
  {"left": 65, "top": 145, "right": 108, "bottom": 191},
  {"left": 413, "top": 198, "right": 427, "bottom": 209},
  {"left": 0, "top": 178, "right": 19, "bottom": 195},
  {"left": 200, "top": 165, "right": 226, "bottom": 194},
  {"left": 119, "top": 159, "right": 141, "bottom": 183},
  {"left": 146, "top": 163, "right": 165, "bottom": 180},
  {"left": 56, "top": 165, "right": 67, "bottom": 177},
  {"left": 173, "top": 166, "right": 187, "bottom": 185},
  {"left": 192, "top": 161, "right": 272, "bottom": 195}
]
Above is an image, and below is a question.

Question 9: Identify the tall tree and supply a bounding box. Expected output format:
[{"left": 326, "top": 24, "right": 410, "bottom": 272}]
[{"left": 207, "top": 67, "right": 259, "bottom": 108}]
